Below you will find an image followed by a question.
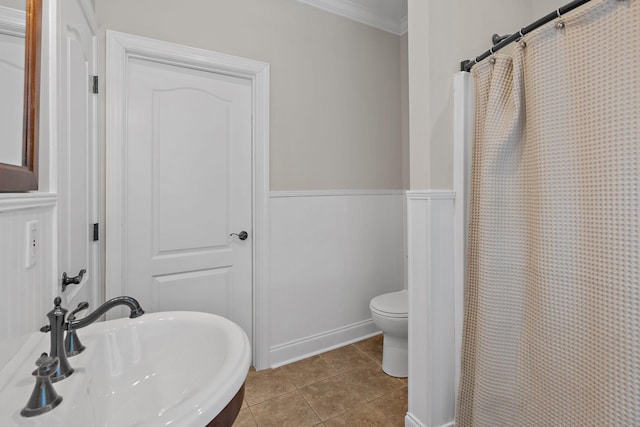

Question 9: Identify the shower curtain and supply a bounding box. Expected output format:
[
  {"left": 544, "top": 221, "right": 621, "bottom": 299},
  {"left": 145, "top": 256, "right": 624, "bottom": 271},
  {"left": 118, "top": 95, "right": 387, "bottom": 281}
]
[{"left": 457, "top": 1, "right": 639, "bottom": 426}]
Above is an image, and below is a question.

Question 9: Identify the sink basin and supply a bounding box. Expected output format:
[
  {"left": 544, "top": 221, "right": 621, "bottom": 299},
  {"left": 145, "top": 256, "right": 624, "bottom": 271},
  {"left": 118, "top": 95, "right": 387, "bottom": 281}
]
[{"left": 0, "top": 311, "right": 251, "bottom": 426}]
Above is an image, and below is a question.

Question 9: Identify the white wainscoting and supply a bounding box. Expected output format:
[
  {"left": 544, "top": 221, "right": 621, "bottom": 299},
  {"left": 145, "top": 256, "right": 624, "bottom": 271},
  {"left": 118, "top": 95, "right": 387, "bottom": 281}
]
[
  {"left": 406, "top": 191, "right": 456, "bottom": 427},
  {"left": 0, "top": 201, "right": 57, "bottom": 369},
  {"left": 269, "top": 190, "right": 406, "bottom": 367},
  {"left": 0, "top": 0, "right": 58, "bottom": 370}
]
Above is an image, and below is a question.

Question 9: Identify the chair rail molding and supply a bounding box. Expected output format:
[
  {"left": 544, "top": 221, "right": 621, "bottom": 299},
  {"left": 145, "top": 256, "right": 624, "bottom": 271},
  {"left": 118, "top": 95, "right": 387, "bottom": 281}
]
[
  {"left": 0, "top": 5, "right": 25, "bottom": 36},
  {"left": 270, "top": 189, "right": 405, "bottom": 198},
  {"left": 0, "top": 194, "right": 57, "bottom": 212}
]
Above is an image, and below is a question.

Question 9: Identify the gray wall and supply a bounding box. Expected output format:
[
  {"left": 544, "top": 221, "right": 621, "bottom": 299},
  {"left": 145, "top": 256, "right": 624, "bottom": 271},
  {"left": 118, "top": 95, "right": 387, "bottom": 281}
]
[
  {"left": 532, "top": 0, "right": 566, "bottom": 19},
  {"left": 408, "top": 0, "right": 532, "bottom": 190},
  {"left": 96, "top": 0, "right": 405, "bottom": 191},
  {"left": 400, "top": 33, "right": 409, "bottom": 189}
]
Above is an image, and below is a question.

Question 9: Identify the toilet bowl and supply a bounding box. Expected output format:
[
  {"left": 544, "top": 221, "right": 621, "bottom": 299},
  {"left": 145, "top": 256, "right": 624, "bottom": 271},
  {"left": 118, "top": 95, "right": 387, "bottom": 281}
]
[{"left": 370, "top": 289, "right": 408, "bottom": 377}]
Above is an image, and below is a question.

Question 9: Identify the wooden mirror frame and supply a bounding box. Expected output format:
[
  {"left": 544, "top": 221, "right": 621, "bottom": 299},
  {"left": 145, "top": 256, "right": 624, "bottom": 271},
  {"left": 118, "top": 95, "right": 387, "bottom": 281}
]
[{"left": 0, "top": 0, "right": 41, "bottom": 192}]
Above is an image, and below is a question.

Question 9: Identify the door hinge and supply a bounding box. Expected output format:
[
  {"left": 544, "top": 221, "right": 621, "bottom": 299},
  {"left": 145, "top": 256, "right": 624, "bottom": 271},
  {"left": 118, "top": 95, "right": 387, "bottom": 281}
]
[
  {"left": 92, "top": 223, "right": 99, "bottom": 241},
  {"left": 92, "top": 75, "right": 99, "bottom": 94}
]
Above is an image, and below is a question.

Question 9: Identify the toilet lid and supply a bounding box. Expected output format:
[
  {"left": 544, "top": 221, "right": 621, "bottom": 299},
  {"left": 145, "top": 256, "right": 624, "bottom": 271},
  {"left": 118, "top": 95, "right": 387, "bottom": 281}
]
[{"left": 370, "top": 290, "right": 408, "bottom": 317}]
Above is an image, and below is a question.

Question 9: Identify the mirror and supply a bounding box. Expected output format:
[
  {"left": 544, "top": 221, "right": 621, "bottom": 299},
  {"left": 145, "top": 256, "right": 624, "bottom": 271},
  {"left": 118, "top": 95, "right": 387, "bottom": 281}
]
[{"left": 0, "top": 0, "right": 41, "bottom": 192}]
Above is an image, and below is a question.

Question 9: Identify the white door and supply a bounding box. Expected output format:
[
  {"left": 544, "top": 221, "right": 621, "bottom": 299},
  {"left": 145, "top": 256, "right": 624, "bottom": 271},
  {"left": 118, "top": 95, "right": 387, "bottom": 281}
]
[
  {"left": 117, "top": 57, "right": 253, "bottom": 344},
  {"left": 57, "top": 0, "right": 98, "bottom": 310}
]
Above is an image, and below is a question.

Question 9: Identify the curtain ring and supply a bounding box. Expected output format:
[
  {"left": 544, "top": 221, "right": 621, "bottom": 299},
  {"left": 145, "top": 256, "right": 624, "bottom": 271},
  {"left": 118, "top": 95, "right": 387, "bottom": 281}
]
[
  {"left": 489, "top": 47, "right": 496, "bottom": 64},
  {"left": 556, "top": 8, "right": 565, "bottom": 29},
  {"left": 517, "top": 29, "right": 526, "bottom": 48}
]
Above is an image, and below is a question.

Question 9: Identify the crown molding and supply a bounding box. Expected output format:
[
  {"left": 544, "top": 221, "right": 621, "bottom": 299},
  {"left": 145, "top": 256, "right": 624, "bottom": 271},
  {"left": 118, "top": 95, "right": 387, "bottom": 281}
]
[
  {"left": 298, "top": 0, "right": 405, "bottom": 35},
  {"left": 400, "top": 15, "right": 408, "bottom": 35}
]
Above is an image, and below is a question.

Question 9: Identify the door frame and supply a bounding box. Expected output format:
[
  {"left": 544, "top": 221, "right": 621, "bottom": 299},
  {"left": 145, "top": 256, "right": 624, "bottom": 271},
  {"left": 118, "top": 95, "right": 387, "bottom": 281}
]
[
  {"left": 57, "top": 0, "right": 99, "bottom": 310},
  {"left": 105, "top": 30, "right": 271, "bottom": 369}
]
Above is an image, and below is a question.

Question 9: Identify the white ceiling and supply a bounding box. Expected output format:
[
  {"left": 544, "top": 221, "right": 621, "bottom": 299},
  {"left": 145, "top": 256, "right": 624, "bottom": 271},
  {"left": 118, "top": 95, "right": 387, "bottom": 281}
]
[{"left": 297, "top": 0, "right": 408, "bottom": 35}]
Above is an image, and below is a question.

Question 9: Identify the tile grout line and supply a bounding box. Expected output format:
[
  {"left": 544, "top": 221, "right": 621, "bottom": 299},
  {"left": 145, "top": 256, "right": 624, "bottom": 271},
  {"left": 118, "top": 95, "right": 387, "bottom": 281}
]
[
  {"left": 244, "top": 336, "right": 406, "bottom": 426},
  {"left": 245, "top": 404, "right": 258, "bottom": 427},
  {"left": 352, "top": 341, "right": 384, "bottom": 366},
  {"left": 297, "top": 386, "right": 327, "bottom": 424}
]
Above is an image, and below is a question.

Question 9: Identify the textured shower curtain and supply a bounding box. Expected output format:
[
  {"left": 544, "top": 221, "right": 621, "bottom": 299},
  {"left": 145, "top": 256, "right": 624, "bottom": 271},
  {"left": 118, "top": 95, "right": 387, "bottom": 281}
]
[{"left": 457, "top": 1, "right": 639, "bottom": 426}]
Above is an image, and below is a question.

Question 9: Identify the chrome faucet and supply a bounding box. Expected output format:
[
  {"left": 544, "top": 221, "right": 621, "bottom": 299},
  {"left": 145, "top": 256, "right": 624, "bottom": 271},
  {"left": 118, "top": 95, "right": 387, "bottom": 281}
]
[
  {"left": 40, "top": 297, "right": 74, "bottom": 382},
  {"left": 67, "top": 296, "right": 145, "bottom": 331},
  {"left": 40, "top": 296, "right": 145, "bottom": 382}
]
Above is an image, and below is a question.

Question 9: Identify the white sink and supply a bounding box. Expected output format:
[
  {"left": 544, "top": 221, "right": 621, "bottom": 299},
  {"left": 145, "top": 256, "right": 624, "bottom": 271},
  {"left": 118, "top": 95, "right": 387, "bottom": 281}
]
[{"left": 0, "top": 311, "right": 251, "bottom": 426}]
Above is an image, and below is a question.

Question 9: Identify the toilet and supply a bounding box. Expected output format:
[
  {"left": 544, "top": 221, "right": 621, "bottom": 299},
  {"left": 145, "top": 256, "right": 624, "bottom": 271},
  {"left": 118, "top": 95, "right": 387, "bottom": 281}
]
[{"left": 370, "top": 289, "right": 408, "bottom": 377}]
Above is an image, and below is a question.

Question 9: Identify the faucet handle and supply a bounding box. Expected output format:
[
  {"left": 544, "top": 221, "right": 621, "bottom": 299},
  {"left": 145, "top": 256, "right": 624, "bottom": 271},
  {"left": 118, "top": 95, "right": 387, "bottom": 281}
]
[
  {"left": 31, "top": 353, "right": 55, "bottom": 376},
  {"left": 68, "top": 302, "right": 89, "bottom": 321},
  {"left": 21, "top": 353, "right": 63, "bottom": 417}
]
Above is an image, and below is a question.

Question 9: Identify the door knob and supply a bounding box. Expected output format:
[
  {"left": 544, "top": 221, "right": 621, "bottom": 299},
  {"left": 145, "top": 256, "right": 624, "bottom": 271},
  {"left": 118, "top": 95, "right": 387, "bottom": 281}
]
[
  {"left": 61, "top": 269, "right": 86, "bottom": 292},
  {"left": 230, "top": 231, "right": 248, "bottom": 241}
]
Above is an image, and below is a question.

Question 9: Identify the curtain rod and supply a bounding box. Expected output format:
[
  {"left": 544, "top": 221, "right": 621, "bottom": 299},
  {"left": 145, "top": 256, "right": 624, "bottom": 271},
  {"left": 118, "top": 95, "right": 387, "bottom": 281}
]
[{"left": 460, "top": 0, "right": 593, "bottom": 72}]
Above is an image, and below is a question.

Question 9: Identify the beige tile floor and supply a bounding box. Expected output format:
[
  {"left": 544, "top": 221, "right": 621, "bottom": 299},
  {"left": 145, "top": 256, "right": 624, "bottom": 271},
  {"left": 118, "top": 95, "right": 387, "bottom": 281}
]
[{"left": 235, "top": 335, "right": 408, "bottom": 427}]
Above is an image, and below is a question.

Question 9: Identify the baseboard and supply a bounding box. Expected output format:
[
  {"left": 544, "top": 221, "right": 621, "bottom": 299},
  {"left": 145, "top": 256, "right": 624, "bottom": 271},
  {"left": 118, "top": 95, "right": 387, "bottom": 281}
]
[
  {"left": 405, "top": 412, "right": 454, "bottom": 427},
  {"left": 405, "top": 412, "right": 426, "bottom": 427},
  {"left": 269, "top": 319, "right": 380, "bottom": 368}
]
